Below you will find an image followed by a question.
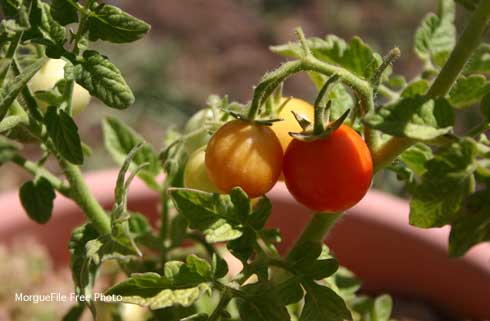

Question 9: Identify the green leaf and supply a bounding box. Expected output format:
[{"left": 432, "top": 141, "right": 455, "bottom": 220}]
[
  {"left": 107, "top": 259, "right": 212, "bottom": 310},
  {"left": 410, "top": 139, "right": 477, "bottom": 228},
  {"left": 300, "top": 282, "right": 352, "bottom": 321},
  {"left": 276, "top": 278, "right": 304, "bottom": 306},
  {"left": 51, "top": 0, "right": 78, "bottom": 26},
  {"left": 26, "top": 0, "right": 66, "bottom": 49},
  {"left": 399, "top": 143, "right": 433, "bottom": 177},
  {"left": 19, "top": 177, "right": 55, "bottom": 224},
  {"left": 169, "top": 188, "right": 243, "bottom": 243},
  {"left": 271, "top": 35, "right": 380, "bottom": 79},
  {"left": 448, "top": 75, "right": 490, "bottom": 108},
  {"left": 400, "top": 79, "right": 429, "bottom": 98},
  {"left": 45, "top": 107, "right": 84, "bottom": 164},
  {"left": 0, "top": 58, "right": 45, "bottom": 121},
  {"left": 449, "top": 189, "right": 490, "bottom": 256},
  {"left": 248, "top": 197, "right": 272, "bottom": 230},
  {"left": 170, "top": 213, "right": 188, "bottom": 247},
  {"left": 76, "top": 50, "right": 134, "bottom": 109},
  {"left": 61, "top": 304, "right": 85, "bottom": 321},
  {"left": 227, "top": 228, "right": 256, "bottom": 263},
  {"left": 299, "top": 259, "right": 339, "bottom": 280},
  {"left": 102, "top": 117, "right": 160, "bottom": 189},
  {"left": 464, "top": 43, "right": 490, "bottom": 74},
  {"left": 69, "top": 224, "right": 100, "bottom": 316},
  {"left": 414, "top": 0, "right": 455, "bottom": 67},
  {"left": 88, "top": 4, "right": 150, "bottom": 44},
  {"left": 211, "top": 254, "right": 228, "bottom": 279},
  {"left": 230, "top": 187, "right": 252, "bottom": 221},
  {"left": 373, "top": 295, "right": 393, "bottom": 321},
  {"left": 238, "top": 283, "right": 291, "bottom": 321},
  {"left": 363, "top": 96, "right": 454, "bottom": 141}
]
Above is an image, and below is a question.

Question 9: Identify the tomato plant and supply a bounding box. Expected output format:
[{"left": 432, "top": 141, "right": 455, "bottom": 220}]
[
  {"left": 2, "top": 0, "right": 490, "bottom": 320},
  {"left": 205, "top": 119, "right": 283, "bottom": 198},
  {"left": 284, "top": 124, "right": 373, "bottom": 212}
]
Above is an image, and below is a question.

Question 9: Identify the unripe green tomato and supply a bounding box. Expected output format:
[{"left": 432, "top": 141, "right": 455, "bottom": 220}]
[
  {"left": 29, "top": 58, "right": 91, "bottom": 116},
  {"left": 184, "top": 146, "right": 221, "bottom": 193},
  {"left": 183, "top": 109, "right": 214, "bottom": 154}
]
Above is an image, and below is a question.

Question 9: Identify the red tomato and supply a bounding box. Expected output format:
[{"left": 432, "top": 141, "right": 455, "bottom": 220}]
[{"left": 283, "top": 124, "right": 373, "bottom": 212}]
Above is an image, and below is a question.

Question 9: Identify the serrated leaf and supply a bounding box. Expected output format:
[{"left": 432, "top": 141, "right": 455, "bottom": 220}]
[
  {"left": 448, "top": 189, "right": 490, "bottom": 256},
  {"left": 300, "top": 282, "right": 352, "bottom": 321},
  {"left": 399, "top": 143, "right": 433, "bottom": 177},
  {"left": 288, "top": 241, "right": 323, "bottom": 267},
  {"left": 299, "top": 259, "right": 339, "bottom": 280},
  {"left": 51, "top": 0, "right": 78, "bottom": 25},
  {"left": 410, "top": 139, "right": 477, "bottom": 228},
  {"left": 19, "top": 177, "right": 55, "bottom": 224},
  {"left": 107, "top": 261, "right": 212, "bottom": 310},
  {"left": 238, "top": 283, "right": 291, "bottom": 321},
  {"left": 229, "top": 187, "right": 251, "bottom": 221},
  {"left": 77, "top": 50, "right": 134, "bottom": 109},
  {"left": 363, "top": 96, "right": 454, "bottom": 141},
  {"left": 414, "top": 0, "right": 455, "bottom": 67},
  {"left": 448, "top": 75, "right": 490, "bottom": 108},
  {"left": 102, "top": 117, "right": 160, "bottom": 189},
  {"left": 227, "top": 228, "right": 256, "bottom": 263},
  {"left": 400, "top": 79, "right": 429, "bottom": 98},
  {"left": 88, "top": 4, "right": 150, "bottom": 44},
  {"left": 169, "top": 188, "right": 243, "bottom": 243},
  {"left": 271, "top": 35, "right": 380, "bottom": 79},
  {"left": 45, "top": 107, "right": 83, "bottom": 164},
  {"left": 170, "top": 213, "right": 188, "bottom": 247}
]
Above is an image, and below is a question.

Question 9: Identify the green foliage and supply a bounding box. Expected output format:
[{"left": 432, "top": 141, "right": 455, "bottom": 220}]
[
  {"left": 88, "top": 4, "right": 150, "bottom": 44},
  {"left": 103, "top": 117, "right": 161, "bottom": 189},
  {"left": 363, "top": 96, "right": 454, "bottom": 141},
  {"left": 414, "top": 0, "right": 456, "bottom": 67},
  {"left": 19, "top": 176, "right": 55, "bottom": 223},
  {"left": 45, "top": 106, "right": 84, "bottom": 164}
]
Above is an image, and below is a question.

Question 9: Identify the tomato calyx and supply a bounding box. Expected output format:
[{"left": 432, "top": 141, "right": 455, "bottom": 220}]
[{"left": 288, "top": 74, "right": 351, "bottom": 142}]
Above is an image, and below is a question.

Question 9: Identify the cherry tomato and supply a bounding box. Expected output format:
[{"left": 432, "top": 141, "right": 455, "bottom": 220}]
[
  {"left": 29, "top": 59, "right": 91, "bottom": 116},
  {"left": 184, "top": 146, "right": 221, "bottom": 193},
  {"left": 205, "top": 119, "right": 283, "bottom": 198},
  {"left": 183, "top": 109, "right": 214, "bottom": 154},
  {"left": 271, "top": 97, "right": 315, "bottom": 153},
  {"left": 283, "top": 124, "right": 373, "bottom": 212}
]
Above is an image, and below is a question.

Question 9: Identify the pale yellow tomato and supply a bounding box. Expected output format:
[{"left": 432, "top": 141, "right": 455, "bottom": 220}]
[{"left": 29, "top": 59, "right": 91, "bottom": 116}]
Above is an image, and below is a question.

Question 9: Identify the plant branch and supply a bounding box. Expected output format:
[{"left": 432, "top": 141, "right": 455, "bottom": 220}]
[
  {"left": 372, "top": 0, "right": 490, "bottom": 172},
  {"left": 11, "top": 154, "right": 70, "bottom": 196},
  {"left": 58, "top": 159, "right": 111, "bottom": 235},
  {"left": 287, "top": 213, "right": 342, "bottom": 260}
]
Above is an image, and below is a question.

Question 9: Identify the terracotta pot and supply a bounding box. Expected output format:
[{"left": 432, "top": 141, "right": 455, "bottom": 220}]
[{"left": 1, "top": 169, "right": 489, "bottom": 319}]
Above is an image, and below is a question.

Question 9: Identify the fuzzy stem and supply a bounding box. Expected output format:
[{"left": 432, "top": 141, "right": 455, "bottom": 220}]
[{"left": 59, "top": 160, "right": 111, "bottom": 235}]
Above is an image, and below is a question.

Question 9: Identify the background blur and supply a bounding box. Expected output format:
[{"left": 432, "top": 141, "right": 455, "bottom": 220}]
[{"left": 0, "top": 0, "right": 469, "bottom": 192}]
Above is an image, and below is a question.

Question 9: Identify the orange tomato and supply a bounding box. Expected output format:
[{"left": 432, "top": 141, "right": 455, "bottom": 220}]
[
  {"left": 283, "top": 125, "right": 373, "bottom": 212},
  {"left": 205, "top": 120, "right": 283, "bottom": 198}
]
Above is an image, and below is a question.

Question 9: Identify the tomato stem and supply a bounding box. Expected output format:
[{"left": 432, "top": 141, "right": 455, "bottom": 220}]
[
  {"left": 373, "top": 0, "right": 490, "bottom": 172},
  {"left": 287, "top": 213, "right": 342, "bottom": 260}
]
